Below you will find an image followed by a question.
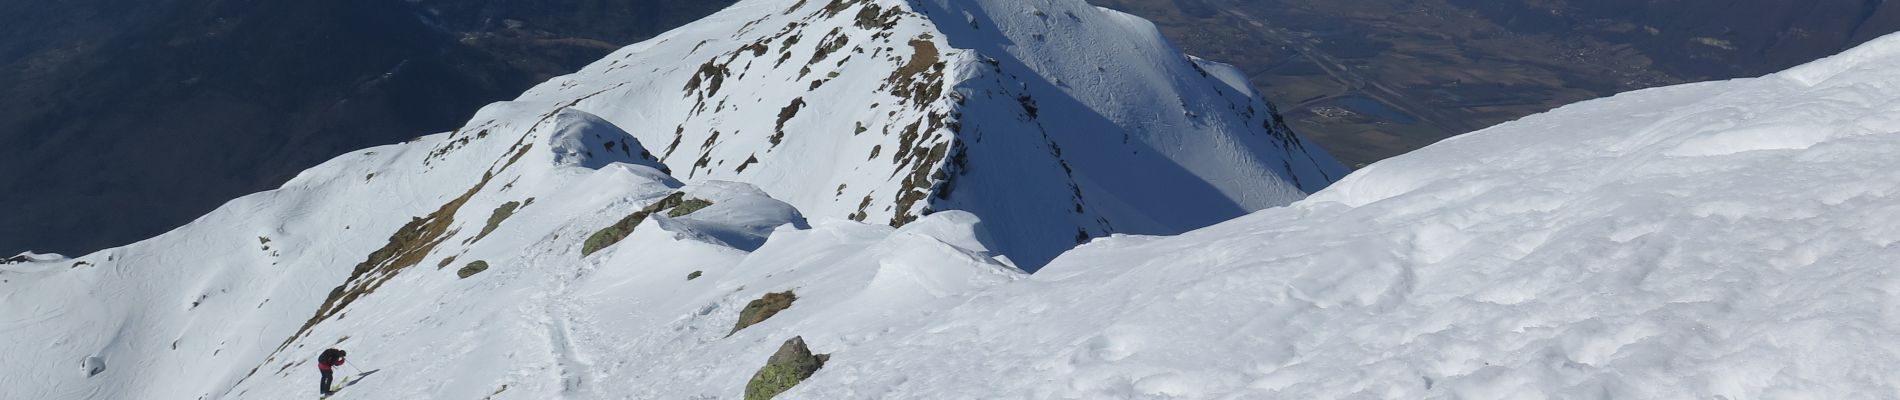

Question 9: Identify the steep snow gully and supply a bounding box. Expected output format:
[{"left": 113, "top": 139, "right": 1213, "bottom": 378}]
[{"left": 10, "top": 0, "right": 1900, "bottom": 399}]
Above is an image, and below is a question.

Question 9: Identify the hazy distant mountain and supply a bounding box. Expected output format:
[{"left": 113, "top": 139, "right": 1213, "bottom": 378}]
[
  {"left": 1091, "top": 0, "right": 1900, "bottom": 165},
  {"left": 0, "top": 0, "right": 733, "bottom": 256},
  {"left": 1448, "top": 0, "right": 1900, "bottom": 77}
]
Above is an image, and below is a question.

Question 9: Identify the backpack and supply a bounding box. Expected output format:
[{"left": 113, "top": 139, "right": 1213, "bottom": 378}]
[{"left": 319, "top": 348, "right": 346, "bottom": 365}]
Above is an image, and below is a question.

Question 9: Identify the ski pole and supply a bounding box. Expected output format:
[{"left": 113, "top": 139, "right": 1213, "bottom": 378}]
[{"left": 349, "top": 363, "right": 365, "bottom": 374}]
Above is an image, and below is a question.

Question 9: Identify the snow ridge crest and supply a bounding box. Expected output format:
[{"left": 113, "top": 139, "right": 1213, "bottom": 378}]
[{"left": 517, "top": 0, "right": 1343, "bottom": 267}]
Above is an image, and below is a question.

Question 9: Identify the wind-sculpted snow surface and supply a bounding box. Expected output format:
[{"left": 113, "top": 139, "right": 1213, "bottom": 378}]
[{"left": 791, "top": 33, "right": 1900, "bottom": 399}]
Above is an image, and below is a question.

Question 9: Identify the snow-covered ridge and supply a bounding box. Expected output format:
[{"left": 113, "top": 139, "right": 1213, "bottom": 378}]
[
  {"left": 517, "top": 0, "right": 1344, "bottom": 267},
  {"left": 0, "top": 70, "right": 1012, "bottom": 398}
]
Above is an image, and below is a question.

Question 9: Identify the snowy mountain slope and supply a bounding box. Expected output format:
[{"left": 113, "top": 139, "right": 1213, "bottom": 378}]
[
  {"left": 513, "top": 0, "right": 1345, "bottom": 268},
  {"left": 0, "top": 97, "right": 681, "bottom": 399},
  {"left": 781, "top": 33, "right": 1900, "bottom": 399},
  {"left": 0, "top": 85, "right": 1021, "bottom": 400},
  {"left": 1, "top": 0, "right": 1337, "bottom": 398}
]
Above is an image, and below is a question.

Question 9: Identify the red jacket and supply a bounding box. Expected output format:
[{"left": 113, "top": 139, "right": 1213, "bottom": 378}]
[{"left": 318, "top": 358, "right": 345, "bottom": 371}]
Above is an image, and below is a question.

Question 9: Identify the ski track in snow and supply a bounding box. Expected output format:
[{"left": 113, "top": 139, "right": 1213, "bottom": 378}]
[{"left": 530, "top": 257, "right": 591, "bottom": 397}]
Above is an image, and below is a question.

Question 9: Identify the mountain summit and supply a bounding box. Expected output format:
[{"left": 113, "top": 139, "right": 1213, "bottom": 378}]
[{"left": 509, "top": 0, "right": 1344, "bottom": 267}]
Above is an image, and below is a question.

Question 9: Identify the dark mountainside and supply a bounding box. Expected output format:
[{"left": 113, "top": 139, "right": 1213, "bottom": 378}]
[
  {"left": 1090, "top": 0, "right": 1900, "bottom": 166},
  {"left": 0, "top": 0, "right": 734, "bottom": 255}
]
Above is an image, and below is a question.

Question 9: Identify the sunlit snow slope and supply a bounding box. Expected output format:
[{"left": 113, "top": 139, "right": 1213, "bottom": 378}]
[
  {"left": 790, "top": 32, "right": 1900, "bottom": 399},
  {"left": 0, "top": 62, "right": 1019, "bottom": 400}
]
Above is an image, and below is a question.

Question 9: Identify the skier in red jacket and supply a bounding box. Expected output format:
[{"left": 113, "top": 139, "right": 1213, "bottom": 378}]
[{"left": 318, "top": 348, "right": 347, "bottom": 397}]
